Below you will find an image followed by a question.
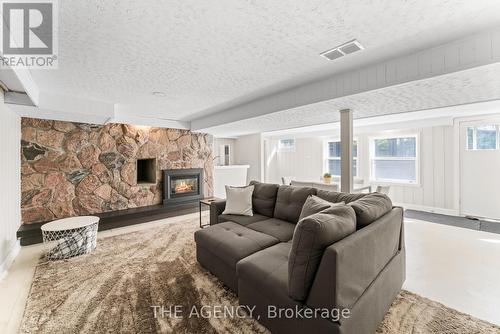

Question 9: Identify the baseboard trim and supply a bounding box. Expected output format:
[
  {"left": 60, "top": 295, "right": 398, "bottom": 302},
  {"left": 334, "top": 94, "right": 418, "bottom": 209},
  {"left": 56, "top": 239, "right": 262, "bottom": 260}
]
[
  {"left": 394, "top": 202, "right": 459, "bottom": 217},
  {"left": 0, "top": 241, "right": 21, "bottom": 281}
]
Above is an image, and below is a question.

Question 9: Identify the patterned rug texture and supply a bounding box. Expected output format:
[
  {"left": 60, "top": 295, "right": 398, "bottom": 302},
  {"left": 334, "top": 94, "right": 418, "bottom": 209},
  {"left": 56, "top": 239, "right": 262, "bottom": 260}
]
[{"left": 20, "top": 217, "right": 500, "bottom": 334}]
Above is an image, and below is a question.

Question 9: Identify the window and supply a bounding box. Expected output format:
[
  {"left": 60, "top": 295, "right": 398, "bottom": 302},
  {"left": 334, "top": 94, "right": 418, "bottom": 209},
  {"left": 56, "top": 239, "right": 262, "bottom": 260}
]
[
  {"left": 466, "top": 125, "right": 499, "bottom": 150},
  {"left": 370, "top": 135, "right": 418, "bottom": 184},
  {"left": 325, "top": 140, "right": 358, "bottom": 177},
  {"left": 278, "top": 138, "right": 295, "bottom": 152}
]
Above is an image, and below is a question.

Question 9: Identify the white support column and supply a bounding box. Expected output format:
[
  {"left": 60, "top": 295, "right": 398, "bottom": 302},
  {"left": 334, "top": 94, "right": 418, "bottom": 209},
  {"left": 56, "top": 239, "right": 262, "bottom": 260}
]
[{"left": 340, "top": 109, "right": 353, "bottom": 193}]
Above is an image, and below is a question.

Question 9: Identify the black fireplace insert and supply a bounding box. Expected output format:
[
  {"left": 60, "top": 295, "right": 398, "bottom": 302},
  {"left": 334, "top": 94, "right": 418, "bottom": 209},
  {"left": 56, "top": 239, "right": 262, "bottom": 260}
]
[{"left": 163, "top": 168, "right": 204, "bottom": 205}]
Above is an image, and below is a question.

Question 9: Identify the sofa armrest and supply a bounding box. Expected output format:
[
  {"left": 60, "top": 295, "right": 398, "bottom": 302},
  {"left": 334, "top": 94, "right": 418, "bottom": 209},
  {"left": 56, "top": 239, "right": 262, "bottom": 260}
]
[
  {"left": 306, "top": 207, "right": 404, "bottom": 311},
  {"left": 209, "top": 199, "right": 226, "bottom": 225}
]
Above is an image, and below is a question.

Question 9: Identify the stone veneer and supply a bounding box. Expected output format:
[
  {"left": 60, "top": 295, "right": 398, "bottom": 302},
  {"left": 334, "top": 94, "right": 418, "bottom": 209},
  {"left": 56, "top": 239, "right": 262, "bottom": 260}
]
[{"left": 20, "top": 117, "right": 213, "bottom": 224}]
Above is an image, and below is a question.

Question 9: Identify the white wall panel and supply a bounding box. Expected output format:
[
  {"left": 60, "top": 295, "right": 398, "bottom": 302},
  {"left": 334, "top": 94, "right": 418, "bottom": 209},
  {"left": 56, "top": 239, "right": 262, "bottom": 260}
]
[
  {"left": 265, "top": 137, "right": 323, "bottom": 184},
  {"left": 264, "top": 124, "right": 457, "bottom": 213},
  {"left": 0, "top": 90, "right": 21, "bottom": 277},
  {"left": 234, "top": 134, "right": 263, "bottom": 183},
  {"left": 213, "top": 138, "right": 236, "bottom": 165},
  {"left": 444, "top": 126, "right": 455, "bottom": 209}
]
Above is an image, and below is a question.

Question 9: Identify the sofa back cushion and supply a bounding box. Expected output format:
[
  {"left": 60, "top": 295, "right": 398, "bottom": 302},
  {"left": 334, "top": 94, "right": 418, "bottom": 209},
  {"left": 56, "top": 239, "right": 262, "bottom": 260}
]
[
  {"left": 273, "top": 185, "right": 316, "bottom": 223},
  {"left": 348, "top": 192, "right": 393, "bottom": 229},
  {"left": 288, "top": 205, "right": 356, "bottom": 301},
  {"left": 316, "top": 189, "right": 366, "bottom": 204},
  {"left": 298, "top": 195, "right": 337, "bottom": 221},
  {"left": 306, "top": 207, "right": 403, "bottom": 312},
  {"left": 249, "top": 181, "right": 279, "bottom": 217}
]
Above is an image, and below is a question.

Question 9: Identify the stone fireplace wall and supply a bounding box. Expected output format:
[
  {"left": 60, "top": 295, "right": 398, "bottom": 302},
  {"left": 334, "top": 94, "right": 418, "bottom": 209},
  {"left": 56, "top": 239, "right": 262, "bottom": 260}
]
[{"left": 20, "top": 117, "right": 213, "bottom": 224}]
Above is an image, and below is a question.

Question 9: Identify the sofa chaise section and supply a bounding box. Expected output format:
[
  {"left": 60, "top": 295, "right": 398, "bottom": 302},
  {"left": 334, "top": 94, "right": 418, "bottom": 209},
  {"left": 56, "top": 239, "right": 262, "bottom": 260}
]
[{"left": 194, "top": 221, "right": 279, "bottom": 291}]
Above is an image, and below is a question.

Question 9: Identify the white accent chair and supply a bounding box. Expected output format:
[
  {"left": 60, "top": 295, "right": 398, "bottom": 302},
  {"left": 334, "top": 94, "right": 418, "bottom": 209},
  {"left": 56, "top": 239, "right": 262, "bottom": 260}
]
[
  {"left": 290, "top": 180, "right": 313, "bottom": 187},
  {"left": 281, "top": 176, "right": 294, "bottom": 185},
  {"left": 375, "top": 185, "right": 391, "bottom": 194},
  {"left": 312, "top": 182, "right": 339, "bottom": 192},
  {"left": 290, "top": 180, "right": 339, "bottom": 192}
]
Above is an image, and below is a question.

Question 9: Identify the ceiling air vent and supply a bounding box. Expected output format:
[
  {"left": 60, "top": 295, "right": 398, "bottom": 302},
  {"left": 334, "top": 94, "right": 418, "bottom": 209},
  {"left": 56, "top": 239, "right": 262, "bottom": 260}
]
[
  {"left": 320, "top": 39, "right": 364, "bottom": 61},
  {"left": 321, "top": 48, "right": 344, "bottom": 61}
]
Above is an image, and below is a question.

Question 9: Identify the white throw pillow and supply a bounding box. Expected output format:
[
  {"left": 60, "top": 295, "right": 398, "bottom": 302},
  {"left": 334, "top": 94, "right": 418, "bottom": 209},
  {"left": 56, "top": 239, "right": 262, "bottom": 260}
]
[{"left": 222, "top": 185, "right": 254, "bottom": 216}]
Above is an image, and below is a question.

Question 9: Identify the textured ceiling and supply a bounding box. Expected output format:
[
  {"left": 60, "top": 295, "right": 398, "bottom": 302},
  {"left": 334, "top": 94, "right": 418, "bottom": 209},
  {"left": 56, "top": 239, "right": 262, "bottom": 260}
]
[
  {"left": 30, "top": 0, "right": 500, "bottom": 122},
  {"left": 204, "top": 63, "right": 500, "bottom": 137}
]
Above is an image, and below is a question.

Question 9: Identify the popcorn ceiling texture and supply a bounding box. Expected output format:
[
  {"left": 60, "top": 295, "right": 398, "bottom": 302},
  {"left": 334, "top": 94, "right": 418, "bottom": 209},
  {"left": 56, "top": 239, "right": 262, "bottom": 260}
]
[
  {"left": 204, "top": 63, "right": 500, "bottom": 137},
  {"left": 30, "top": 1, "right": 500, "bottom": 121},
  {"left": 20, "top": 118, "right": 213, "bottom": 224}
]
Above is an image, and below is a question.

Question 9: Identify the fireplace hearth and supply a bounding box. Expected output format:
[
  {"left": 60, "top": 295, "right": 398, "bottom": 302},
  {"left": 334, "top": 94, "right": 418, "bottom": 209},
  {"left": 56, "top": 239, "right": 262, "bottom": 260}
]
[{"left": 163, "top": 168, "right": 204, "bottom": 205}]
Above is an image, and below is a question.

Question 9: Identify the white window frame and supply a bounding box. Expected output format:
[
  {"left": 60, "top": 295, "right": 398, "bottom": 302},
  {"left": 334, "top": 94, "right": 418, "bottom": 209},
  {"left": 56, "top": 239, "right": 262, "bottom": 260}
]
[
  {"left": 278, "top": 138, "right": 296, "bottom": 152},
  {"left": 369, "top": 133, "right": 420, "bottom": 186},
  {"left": 465, "top": 124, "right": 500, "bottom": 151},
  {"left": 323, "top": 138, "right": 359, "bottom": 178}
]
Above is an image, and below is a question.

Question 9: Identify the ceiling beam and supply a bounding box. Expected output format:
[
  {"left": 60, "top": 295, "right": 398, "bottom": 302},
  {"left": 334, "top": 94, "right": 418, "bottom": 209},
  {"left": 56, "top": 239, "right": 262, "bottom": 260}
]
[
  {"left": 262, "top": 99, "right": 500, "bottom": 139},
  {"left": 112, "top": 106, "right": 190, "bottom": 129},
  {"left": 4, "top": 92, "right": 34, "bottom": 106},
  {"left": 7, "top": 93, "right": 191, "bottom": 129},
  {"left": 8, "top": 104, "right": 114, "bottom": 125},
  {"left": 8, "top": 91, "right": 115, "bottom": 125},
  {"left": 192, "top": 26, "right": 500, "bottom": 132},
  {"left": 0, "top": 67, "right": 39, "bottom": 105}
]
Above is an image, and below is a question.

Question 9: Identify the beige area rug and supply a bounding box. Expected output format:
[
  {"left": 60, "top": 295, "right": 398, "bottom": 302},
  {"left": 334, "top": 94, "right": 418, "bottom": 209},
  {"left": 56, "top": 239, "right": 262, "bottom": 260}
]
[{"left": 21, "top": 217, "right": 500, "bottom": 334}]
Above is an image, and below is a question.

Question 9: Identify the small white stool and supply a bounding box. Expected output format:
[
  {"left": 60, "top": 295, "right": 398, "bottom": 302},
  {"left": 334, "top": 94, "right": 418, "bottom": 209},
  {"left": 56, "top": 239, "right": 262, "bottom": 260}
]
[{"left": 41, "top": 216, "right": 99, "bottom": 260}]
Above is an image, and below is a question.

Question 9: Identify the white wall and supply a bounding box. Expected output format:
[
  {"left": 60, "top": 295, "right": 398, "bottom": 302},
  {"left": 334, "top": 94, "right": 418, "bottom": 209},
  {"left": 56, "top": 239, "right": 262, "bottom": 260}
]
[
  {"left": 213, "top": 138, "right": 236, "bottom": 165},
  {"left": 264, "top": 125, "right": 458, "bottom": 214},
  {"left": 0, "top": 90, "right": 21, "bottom": 278},
  {"left": 265, "top": 137, "right": 323, "bottom": 184},
  {"left": 234, "top": 134, "right": 263, "bottom": 183},
  {"left": 359, "top": 127, "right": 457, "bottom": 214}
]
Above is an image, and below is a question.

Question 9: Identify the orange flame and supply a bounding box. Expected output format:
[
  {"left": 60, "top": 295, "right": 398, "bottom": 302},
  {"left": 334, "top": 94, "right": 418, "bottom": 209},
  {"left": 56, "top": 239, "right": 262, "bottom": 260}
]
[{"left": 175, "top": 180, "right": 194, "bottom": 193}]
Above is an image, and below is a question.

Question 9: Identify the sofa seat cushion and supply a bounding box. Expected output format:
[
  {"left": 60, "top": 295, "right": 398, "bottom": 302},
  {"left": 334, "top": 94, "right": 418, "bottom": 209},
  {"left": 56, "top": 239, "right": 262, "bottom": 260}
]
[
  {"left": 218, "top": 213, "right": 269, "bottom": 226},
  {"left": 249, "top": 180, "right": 280, "bottom": 217},
  {"left": 273, "top": 185, "right": 317, "bottom": 223},
  {"left": 246, "top": 218, "right": 296, "bottom": 242},
  {"left": 194, "top": 222, "right": 279, "bottom": 269},
  {"left": 237, "top": 242, "right": 292, "bottom": 304}
]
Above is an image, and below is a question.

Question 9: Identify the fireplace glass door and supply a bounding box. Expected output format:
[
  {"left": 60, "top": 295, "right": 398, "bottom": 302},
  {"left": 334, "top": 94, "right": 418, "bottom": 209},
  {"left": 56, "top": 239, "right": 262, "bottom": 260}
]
[
  {"left": 163, "top": 168, "right": 204, "bottom": 205},
  {"left": 170, "top": 176, "right": 199, "bottom": 197}
]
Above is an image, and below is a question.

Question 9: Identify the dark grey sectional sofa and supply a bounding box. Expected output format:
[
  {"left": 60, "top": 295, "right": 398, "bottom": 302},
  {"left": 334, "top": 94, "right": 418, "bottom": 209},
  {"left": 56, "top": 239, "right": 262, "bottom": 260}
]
[{"left": 194, "top": 181, "right": 405, "bottom": 334}]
